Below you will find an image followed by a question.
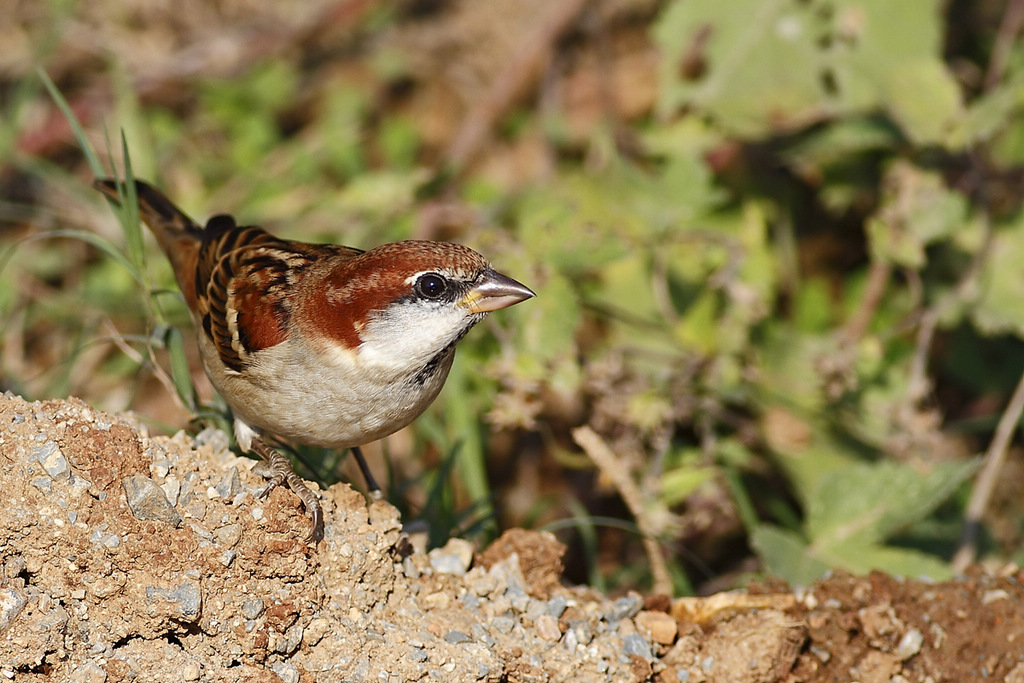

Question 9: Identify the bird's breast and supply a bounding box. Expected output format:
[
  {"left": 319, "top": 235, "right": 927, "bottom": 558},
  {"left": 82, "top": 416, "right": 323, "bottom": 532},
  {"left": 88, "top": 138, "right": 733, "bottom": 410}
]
[{"left": 197, "top": 331, "right": 455, "bottom": 449}]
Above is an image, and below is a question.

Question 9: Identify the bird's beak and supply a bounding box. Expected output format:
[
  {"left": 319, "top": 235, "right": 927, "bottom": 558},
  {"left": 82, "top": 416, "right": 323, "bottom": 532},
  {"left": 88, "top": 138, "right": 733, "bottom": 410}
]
[{"left": 460, "top": 268, "right": 536, "bottom": 313}]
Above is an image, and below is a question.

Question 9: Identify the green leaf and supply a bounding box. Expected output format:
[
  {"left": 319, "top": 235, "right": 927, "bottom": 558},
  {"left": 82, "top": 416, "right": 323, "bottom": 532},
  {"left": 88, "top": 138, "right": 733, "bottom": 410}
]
[
  {"left": 661, "top": 464, "right": 717, "bottom": 507},
  {"left": 866, "top": 161, "right": 967, "bottom": 269},
  {"left": 806, "top": 460, "right": 977, "bottom": 547},
  {"left": 971, "top": 213, "right": 1024, "bottom": 336},
  {"left": 823, "top": 541, "right": 952, "bottom": 580},
  {"left": 828, "top": 0, "right": 962, "bottom": 146},
  {"left": 655, "top": 0, "right": 831, "bottom": 138},
  {"left": 750, "top": 524, "right": 833, "bottom": 585}
]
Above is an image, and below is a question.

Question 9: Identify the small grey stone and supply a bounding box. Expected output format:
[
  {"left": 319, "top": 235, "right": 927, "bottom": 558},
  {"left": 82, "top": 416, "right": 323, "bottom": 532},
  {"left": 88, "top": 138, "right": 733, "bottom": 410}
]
[
  {"left": 195, "top": 427, "right": 229, "bottom": 451},
  {"left": 562, "top": 627, "right": 579, "bottom": 651},
  {"left": 622, "top": 633, "right": 653, "bottom": 661},
  {"left": 461, "top": 593, "right": 481, "bottom": 610},
  {"left": 0, "top": 588, "right": 28, "bottom": 631},
  {"left": 545, "top": 596, "right": 568, "bottom": 618},
  {"left": 471, "top": 623, "right": 494, "bottom": 647},
  {"left": 241, "top": 597, "right": 265, "bottom": 619},
  {"left": 524, "top": 600, "right": 546, "bottom": 620},
  {"left": 12, "top": 413, "right": 24, "bottom": 424},
  {"left": 605, "top": 594, "right": 643, "bottom": 622},
  {"left": 214, "top": 523, "right": 242, "bottom": 548},
  {"left": 478, "top": 664, "right": 490, "bottom": 678},
  {"left": 896, "top": 628, "right": 923, "bottom": 660},
  {"left": 677, "top": 670, "right": 691, "bottom": 682},
  {"left": 506, "top": 585, "right": 530, "bottom": 613},
  {"left": 270, "top": 662, "right": 299, "bottom": 683},
  {"left": 428, "top": 538, "right": 474, "bottom": 575},
  {"left": 430, "top": 553, "right": 467, "bottom": 576},
  {"left": 219, "top": 549, "right": 236, "bottom": 567},
  {"left": 89, "top": 524, "right": 120, "bottom": 549},
  {"left": 33, "top": 441, "right": 70, "bottom": 482},
  {"left": 410, "top": 647, "right": 428, "bottom": 662},
  {"left": 150, "top": 459, "right": 172, "bottom": 479},
  {"left": 444, "top": 630, "right": 470, "bottom": 644},
  {"left": 274, "top": 623, "right": 304, "bottom": 654},
  {"left": 146, "top": 583, "right": 201, "bottom": 621},
  {"left": 67, "top": 511, "right": 77, "bottom": 525},
  {"left": 700, "top": 656, "right": 715, "bottom": 672},
  {"left": 491, "top": 616, "right": 515, "bottom": 634},
  {"left": 215, "top": 467, "right": 242, "bottom": 499},
  {"left": 184, "top": 499, "right": 207, "bottom": 521},
  {"left": 123, "top": 474, "right": 182, "bottom": 527},
  {"left": 567, "top": 620, "right": 593, "bottom": 646},
  {"left": 30, "top": 477, "right": 51, "bottom": 492},
  {"left": 161, "top": 476, "right": 181, "bottom": 506}
]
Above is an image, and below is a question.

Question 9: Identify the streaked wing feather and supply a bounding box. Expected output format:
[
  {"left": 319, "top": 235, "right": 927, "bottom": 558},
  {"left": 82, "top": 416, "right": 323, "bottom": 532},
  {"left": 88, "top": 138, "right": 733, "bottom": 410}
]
[{"left": 194, "top": 215, "right": 361, "bottom": 372}]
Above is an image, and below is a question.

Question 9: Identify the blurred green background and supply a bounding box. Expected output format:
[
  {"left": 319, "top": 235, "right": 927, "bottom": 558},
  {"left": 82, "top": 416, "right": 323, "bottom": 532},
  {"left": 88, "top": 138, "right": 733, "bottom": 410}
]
[{"left": 2, "top": 0, "right": 1023, "bottom": 595}]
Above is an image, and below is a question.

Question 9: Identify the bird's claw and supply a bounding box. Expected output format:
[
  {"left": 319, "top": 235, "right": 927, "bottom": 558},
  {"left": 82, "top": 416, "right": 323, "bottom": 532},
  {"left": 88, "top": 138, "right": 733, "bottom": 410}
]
[{"left": 251, "top": 438, "right": 324, "bottom": 543}]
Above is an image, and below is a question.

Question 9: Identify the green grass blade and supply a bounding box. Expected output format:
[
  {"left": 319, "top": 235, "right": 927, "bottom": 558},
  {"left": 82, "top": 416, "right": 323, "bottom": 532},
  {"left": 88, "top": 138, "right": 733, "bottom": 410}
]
[
  {"left": 164, "top": 326, "right": 198, "bottom": 412},
  {"left": 36, "top": 67, "right": 104, "bottom": 178},
  {"left": 0, "top": 229, "right": 143, "bottom": 285}
]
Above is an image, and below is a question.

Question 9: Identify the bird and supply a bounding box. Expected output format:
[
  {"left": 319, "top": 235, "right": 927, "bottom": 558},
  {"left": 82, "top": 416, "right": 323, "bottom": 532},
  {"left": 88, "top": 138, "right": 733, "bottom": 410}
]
[{"left": 95, "top": 178, "right": 535, "bottom": 542}]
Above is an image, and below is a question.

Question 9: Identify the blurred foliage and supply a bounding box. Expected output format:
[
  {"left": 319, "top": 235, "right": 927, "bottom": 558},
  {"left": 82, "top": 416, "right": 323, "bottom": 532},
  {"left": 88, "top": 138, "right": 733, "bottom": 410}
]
[{"left": 2, "top": 0, "right": 1024, "bottom": 592}]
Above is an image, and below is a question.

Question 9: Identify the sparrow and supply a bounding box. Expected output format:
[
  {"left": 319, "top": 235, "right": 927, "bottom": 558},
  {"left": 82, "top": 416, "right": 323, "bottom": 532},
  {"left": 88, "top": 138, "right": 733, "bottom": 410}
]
[{"left": 95, "top": 178, "right": 535, "bottom": 542}]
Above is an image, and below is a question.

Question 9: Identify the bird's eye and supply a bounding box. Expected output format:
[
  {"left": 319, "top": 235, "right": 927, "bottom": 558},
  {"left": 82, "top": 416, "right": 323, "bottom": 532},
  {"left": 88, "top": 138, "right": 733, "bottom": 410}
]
[{"left": 415, "top": 273, "right": 448, "bottom": 300}]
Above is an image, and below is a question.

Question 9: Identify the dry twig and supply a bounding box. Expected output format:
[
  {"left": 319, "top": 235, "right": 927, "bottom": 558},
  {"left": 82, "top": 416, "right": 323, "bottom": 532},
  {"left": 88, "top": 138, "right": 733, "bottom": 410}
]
[
  {"left": 952, "top": 369, "right": 1024, "bottom": 573},
  {"left": 572, "top": 425, "right": 674, "bottom": 596}
]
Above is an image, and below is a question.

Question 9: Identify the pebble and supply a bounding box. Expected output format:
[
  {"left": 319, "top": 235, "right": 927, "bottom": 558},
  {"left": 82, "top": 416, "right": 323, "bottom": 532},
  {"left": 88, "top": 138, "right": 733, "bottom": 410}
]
[
  {"left": 492, "top": 616, "right": 515, "bottom": 634},
  {"left": 214, "top": 523, "right": 242, "bottom": 548},
  {"left": 605, "top": 594, "right": 643, "bottom": 623},
  {"left": 33, "top": 441, "right": 70, "bottom": 482},
  {"left": 270, "top": 662, "right": 299, "bottom": 683},
  {"left": 150, "top": 459, "right": 172, "bottom": 478},
  {"left": 215, "top": 467, "right": 242, "bottom": 499},
  {"left": 0, "top": 588, "right": 27, "bottom": 631},
  {"left": 444, "top": 630, "right": 470, "bottom": 644},
  {"left": 161, "top": 476, "right": 181, "bottom": 506},
  {"left": 146, "top": 583, "right": 201, "bottom": 620},
  {"left": 122, "top": 474, "right": 183, "bottom": 527},
  {"left": 471, "top": 623, "right": 494, "bottom": 647},
  {"left": 241, "top": 597, "right": 265, "bottom": 619},
  {"left": 506, "top": 584, "right": 530, "bottom": 613},
  {"left": 635, "top": 610, "right": 677, "bottom": 645},
  {"left": 181, "top": 661, "right": 202, "bottom": 681},
  {"left": 273, "top": 623, "right": 304, "bottom": 654},
  {"left": 622, "top": 633, "right": 653, "bottom": 661},
  {"left": 428, "top": 538, "right": 474, "bottom": 576},
  {"left": 895, "top": 628, "right": 923, "bottom": 660},
  {"left": 567, "top": 620, "right": 593, "bottom": 646},
  {"left": 545, "top": 596, "right": 568, "bottom": 618},
  {"left": 410, "top": 647, "right": 428, "bottom": 662},
  {"left": 535, "top": 614, "right": 561, "bottom": 642}
]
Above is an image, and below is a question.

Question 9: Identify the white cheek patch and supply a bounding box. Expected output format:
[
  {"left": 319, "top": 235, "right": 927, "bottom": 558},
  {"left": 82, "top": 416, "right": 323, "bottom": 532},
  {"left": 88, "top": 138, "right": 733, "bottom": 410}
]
[{"left": 358, "top": 302, "right": 472, "bottom": 374}]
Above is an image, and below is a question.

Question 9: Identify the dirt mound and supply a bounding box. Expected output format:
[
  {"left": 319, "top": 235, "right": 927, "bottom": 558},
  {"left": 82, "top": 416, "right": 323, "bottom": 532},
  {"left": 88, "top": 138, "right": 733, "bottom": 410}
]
[{"left": 0, "top": 393, "right": 1021, "bottom": 681}]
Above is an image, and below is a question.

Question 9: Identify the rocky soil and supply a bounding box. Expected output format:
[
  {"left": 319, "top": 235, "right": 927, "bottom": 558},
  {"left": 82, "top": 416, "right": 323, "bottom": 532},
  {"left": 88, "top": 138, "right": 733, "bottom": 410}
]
[{"left": 1, "top": 392, "right": 1023, "bottom": 682}]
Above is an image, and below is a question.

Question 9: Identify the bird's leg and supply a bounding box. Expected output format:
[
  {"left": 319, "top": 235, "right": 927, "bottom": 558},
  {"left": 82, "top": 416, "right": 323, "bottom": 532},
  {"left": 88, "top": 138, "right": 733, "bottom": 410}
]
[
  {"left": 250, "top": 437, "right": 324, "bottom": 543},
  {"left": 350, "top": 445, "right": 383, "bottom": 499}
]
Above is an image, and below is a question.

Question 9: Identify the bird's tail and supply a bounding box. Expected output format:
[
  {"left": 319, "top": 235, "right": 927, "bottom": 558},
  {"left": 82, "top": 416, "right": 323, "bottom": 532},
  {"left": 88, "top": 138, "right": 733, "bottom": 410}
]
[{"left": 94, "top": 178, "right": 202, "bottom": 302}]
